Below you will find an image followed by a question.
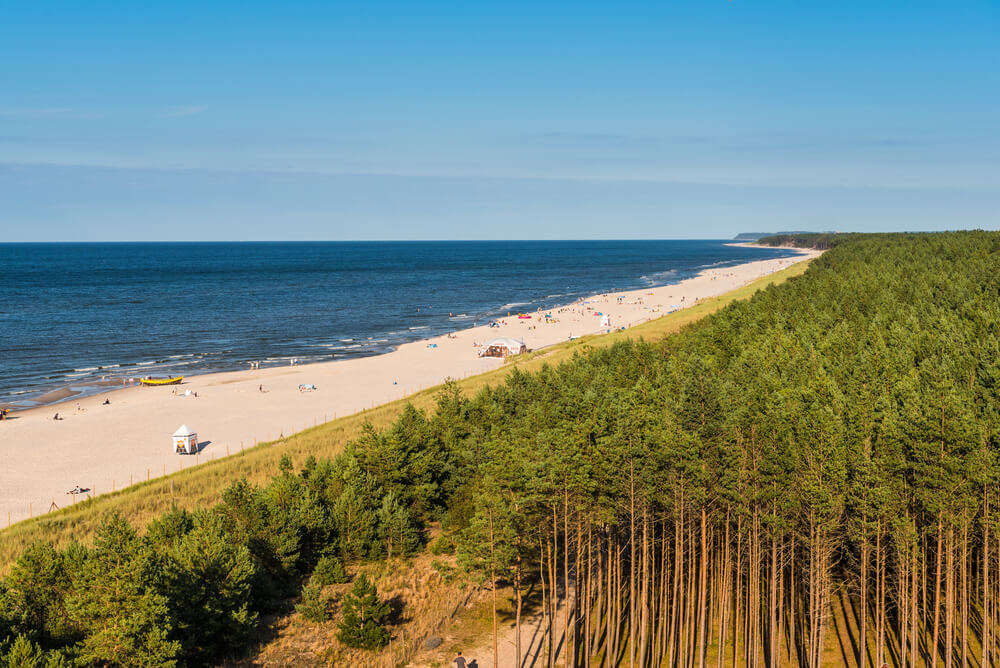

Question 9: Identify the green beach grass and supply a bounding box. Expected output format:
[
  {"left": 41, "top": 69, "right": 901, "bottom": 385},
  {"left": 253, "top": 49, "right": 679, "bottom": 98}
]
[{"left": 0, "top": 258, "right": 811, "bottom": 572}]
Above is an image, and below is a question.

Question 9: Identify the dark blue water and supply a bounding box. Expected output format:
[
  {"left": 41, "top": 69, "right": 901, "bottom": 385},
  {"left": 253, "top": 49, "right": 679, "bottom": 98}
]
[{"left": 0, "top": 241, "right": 798, "bottom": 406}]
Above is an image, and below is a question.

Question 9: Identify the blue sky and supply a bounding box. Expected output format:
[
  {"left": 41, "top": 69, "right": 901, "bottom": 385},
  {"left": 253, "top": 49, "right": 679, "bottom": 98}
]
[{"left": 2, "top": 1, "right": 998, "bottom": 240}]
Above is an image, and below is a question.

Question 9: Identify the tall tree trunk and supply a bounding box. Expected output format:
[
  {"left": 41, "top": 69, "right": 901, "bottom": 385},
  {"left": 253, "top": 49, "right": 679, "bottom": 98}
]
[
  {"left": 718, "top": 507, "right": 731, "bottom": 668},
  {"left": 790, "top": 535, "right": 796, "bottom": 668},
  {"left": 639, "top": 507, "right": 650, "bottom": 668},
  {"left": 777, "top": 534, "right": 785, "bottom": 666},
  {"left": 983, "top": 490, "right": 990, "bottom": 668},
  {"left": 734, "top": 513, "right": 743, "bottom": 668},
  {"left": 584, "top": 522, "right": 592, "bottom": 668},
  {"left": 489, "top": 509, "right": 498, "bottom": 668},
  {"left": 698, "top": 505, "right": 709, "bottom": 668},
  {"left": 629, "top": 462, "right": 637, "bottom": 668},
  {"left": 564, "top": 488, "right": 570, "bottom": 668},
  {"left": 910, "top": 529, "right": 918, "bottom": 668},
  {"left": 876, "top": 522, "right": 885, "bottom": 668},
  {"left": 946, "top": 524, "right": 954, "bottom": 668},
  {"left": 516, "top": 557, "right": 523, "bottom": 668},
  {"left": 897, "top": 530, "right": 908, "bottom": 668},
  {"left": 653, "top": 519, "right": 666, "bottom": 666},
  {"left": 540, "top": 535, "right": 551, "bottom": 668},
  {"left": 961, "top": 518, "right": 968, "bottom": 668},
  {"left": 669, "top": 510, "right": 682, "bottom": 668},
  {"left": 933, "top": 515, "right": 943, "bottom": 668},
  {"left": 551, "top": 507, "right": 559, "bottom": 667},
  {"left": 860, "top": 511, "right": 868, "bottom": 668}
]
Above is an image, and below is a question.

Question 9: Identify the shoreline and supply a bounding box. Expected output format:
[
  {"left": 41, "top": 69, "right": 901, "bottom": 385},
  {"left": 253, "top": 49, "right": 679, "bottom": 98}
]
[
  {"left": 0, "top": 246, "right": 820, "bottom": 526},
  {"left": 0, "top": 242, "right": 798, "bottom": 415}
]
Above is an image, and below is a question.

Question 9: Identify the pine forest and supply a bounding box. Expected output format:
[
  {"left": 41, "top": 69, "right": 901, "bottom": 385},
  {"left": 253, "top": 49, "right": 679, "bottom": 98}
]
[{"left": 2, "top": 230, "right": 1000, "bottom": 667}]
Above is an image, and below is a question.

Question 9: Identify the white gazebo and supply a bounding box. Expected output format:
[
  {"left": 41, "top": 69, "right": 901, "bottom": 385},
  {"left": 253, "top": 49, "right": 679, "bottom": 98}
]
[
  {"left": 173, "top": 424, "right": 198, "bottom": 454},
  {"left": 479, "top": 337, "right": 528, "bottom": 359}
]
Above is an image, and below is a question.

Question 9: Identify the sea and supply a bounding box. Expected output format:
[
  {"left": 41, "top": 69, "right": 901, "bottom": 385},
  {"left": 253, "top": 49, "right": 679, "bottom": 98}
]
[{"left": 0, "top": 240, "right": 799, "bottom": 408}]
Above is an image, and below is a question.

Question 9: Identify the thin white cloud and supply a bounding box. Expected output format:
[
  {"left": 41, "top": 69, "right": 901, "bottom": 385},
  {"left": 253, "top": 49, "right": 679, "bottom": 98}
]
[
  {"left": 160, "top": 105, "right": 208, "bottom": 118},
  {"left": 0, "top": 107, "right": 104, "bottom": 120},
  {"left": 0, "top": 108, "right": 75, "bottom": 118}
]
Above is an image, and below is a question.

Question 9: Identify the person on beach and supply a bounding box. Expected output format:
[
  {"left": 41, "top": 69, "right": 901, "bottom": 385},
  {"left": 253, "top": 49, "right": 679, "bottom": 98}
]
[
  {"left": 453, "top": 652, "right": 467, "bottom": 668},
  {"left": 103, "top": 399, "right": 110, "bottom": 405}
]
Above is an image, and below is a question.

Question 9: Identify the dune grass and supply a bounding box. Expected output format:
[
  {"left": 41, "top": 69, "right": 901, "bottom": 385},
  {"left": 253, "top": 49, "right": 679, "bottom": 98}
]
[{"left": 0, "top": 259, "right": 811, "bottom": 572}]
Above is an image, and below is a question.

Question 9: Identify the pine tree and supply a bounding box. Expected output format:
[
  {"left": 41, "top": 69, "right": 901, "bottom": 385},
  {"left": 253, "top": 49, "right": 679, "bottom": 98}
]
[
  {"left": 65, "top": 515, "right": 180, "bottom": 667},
  {"left": 1, "top": 635, "right": 44, "bottom": 668},
  {"left": 4, "top": 542, "right": 73, "bottom": 644},
  {"left": 159, "top": 512, "right": 258, "bottom": 663},
  {"left": 295, "top": 577, "right": 331, "bottom": 623},
  {"left": 313, "top": 555, "right": 348, "bottom": 586},
  {"left": 377, "top": 492, "right": 420, "bottom": 558},
  {"left": 336, "top": 575, "right": 391, "bottom": 650}
]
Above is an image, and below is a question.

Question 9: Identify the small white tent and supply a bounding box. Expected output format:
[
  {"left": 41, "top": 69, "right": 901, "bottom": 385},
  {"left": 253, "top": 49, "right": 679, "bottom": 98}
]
[
  {"left": 479, "top": 337, "right": 528, "bottom": 358},
  {"left": 173, "top": 424, "right": 198, "bottom": 454}
]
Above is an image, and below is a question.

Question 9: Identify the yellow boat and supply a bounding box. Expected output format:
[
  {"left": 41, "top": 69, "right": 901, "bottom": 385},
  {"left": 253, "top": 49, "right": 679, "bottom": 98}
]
[{"left": 140, "top": 376, "right": 183, "bottom": 386}]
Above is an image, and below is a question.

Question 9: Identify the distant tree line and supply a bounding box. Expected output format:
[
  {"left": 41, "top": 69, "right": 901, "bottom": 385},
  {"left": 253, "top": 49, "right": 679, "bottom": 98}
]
[
  {"left": 3, "top": 231, "right": 1000, "bottom": 666},
  {"left": 756, "top": 232, "right": 860, "bottom": 249}
]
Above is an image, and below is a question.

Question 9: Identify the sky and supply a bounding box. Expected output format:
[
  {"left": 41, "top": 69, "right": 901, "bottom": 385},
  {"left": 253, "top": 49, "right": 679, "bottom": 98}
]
[{"left": 1, "top": 0, "right": 998, "bottom": 241}]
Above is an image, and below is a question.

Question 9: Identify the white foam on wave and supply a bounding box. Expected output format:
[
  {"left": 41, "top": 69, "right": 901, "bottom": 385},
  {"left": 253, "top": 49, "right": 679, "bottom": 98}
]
[
  {"left": 74, "top": 367, "right": 99, "bottom": 372},
  {"left": 640, "top": 269, "right": 680, "bottom": 286},
  {"left": 500, "top": 302, "right": 532, "bottom": 310},
  {"left": 408, "top": 326, "right": 430, "bottom": 330}
]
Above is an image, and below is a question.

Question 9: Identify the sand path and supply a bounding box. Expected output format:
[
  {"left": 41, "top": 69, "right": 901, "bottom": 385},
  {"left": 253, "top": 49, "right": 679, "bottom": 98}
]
[{"left": 0, "top": 246, "right": 819, "bottom": 526}]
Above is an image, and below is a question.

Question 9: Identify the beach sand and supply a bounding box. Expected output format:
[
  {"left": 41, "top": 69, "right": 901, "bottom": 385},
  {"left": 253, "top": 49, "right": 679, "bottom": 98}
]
[{"left": 0, "top": 247, "right": 820, "bottom": 526}]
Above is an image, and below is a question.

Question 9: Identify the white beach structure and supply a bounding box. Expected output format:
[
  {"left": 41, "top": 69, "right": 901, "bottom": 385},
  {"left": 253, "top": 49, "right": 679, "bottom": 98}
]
[
  {"left": 173, "top": 424, "right": 198, "bottom": 454},
  {"left": 479, "top": 337, "right": 528, "bottom": 359}
]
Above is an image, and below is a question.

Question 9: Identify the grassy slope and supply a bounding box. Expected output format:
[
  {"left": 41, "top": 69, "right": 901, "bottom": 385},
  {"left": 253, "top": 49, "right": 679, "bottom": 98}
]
[{"left": 0, "top": 259, "right": 811, "bottom": 572}]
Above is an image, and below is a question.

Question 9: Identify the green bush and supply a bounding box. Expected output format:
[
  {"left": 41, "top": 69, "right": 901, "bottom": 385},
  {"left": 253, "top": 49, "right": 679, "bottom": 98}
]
[
  {"left": 313, "top": 556, "right": 348, "bottom": 586},
  {"left": 295, "top": 577, "right": 330, "bottom": 623},
  {"left": 335, "top": 575, "right": 390, "bottom": 650},
  {"left": 428, "top": 534, "right": 454, "bottom": 555}
]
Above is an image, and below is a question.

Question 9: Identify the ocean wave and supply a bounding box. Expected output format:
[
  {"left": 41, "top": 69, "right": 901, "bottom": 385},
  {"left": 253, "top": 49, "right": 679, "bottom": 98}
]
[
  {"left": 500, "top": 302, "right": 532, "bottom": 310},
  {"left": 74, "top": 367, "right": 99, "bottom": 372},
  {"left": 408, "top": 326, "right": 430, "bottom": 330},
  {"left": 640, "top": 269, "right": 682, "bottom": 286}
]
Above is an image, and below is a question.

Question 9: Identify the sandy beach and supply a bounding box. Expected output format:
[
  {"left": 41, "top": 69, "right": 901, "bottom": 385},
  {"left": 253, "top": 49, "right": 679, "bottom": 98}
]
[{"left": 0, "top": 246, "right": 820, "bottom": 526}]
